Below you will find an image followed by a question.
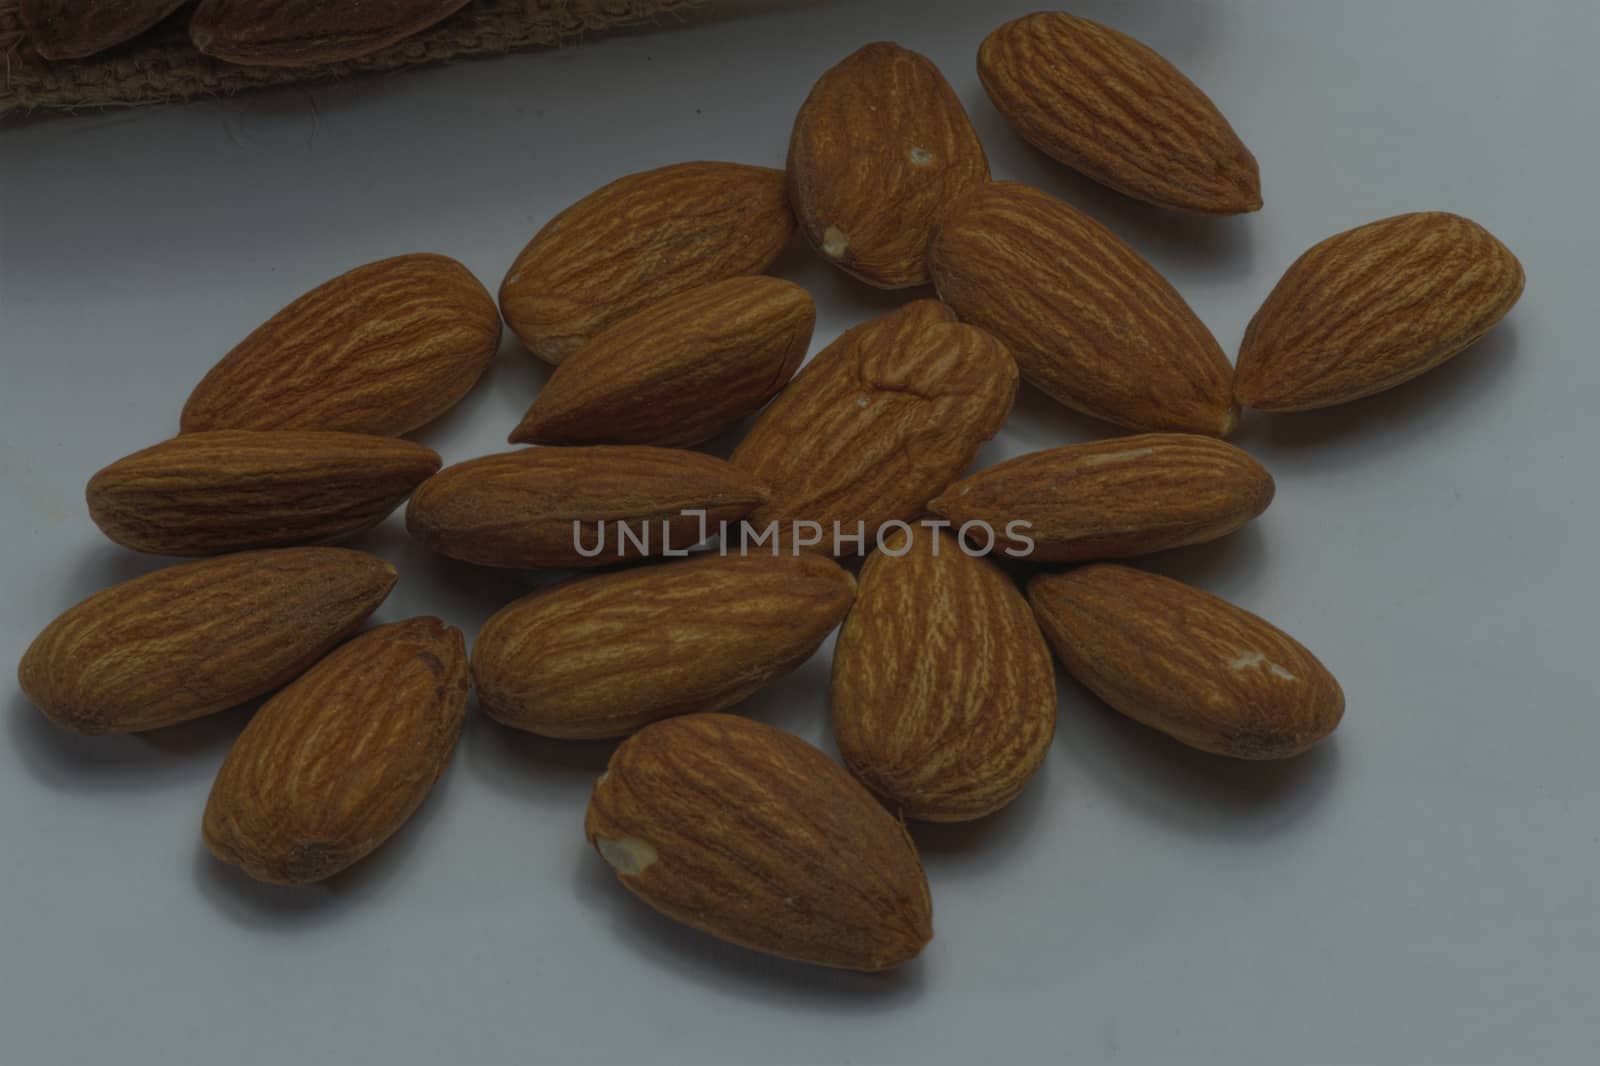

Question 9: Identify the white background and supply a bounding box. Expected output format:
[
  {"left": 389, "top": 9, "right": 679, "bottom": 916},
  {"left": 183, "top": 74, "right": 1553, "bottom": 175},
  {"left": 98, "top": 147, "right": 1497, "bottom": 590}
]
[{"left": 2, "top": 1, "right": 1596, "bottom": 1063}]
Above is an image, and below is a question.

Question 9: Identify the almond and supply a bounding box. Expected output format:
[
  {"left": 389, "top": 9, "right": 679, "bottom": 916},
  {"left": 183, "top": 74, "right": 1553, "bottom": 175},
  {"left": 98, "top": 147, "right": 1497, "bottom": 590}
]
[
  {"left": 1235, "top": 212, "right": 1525, "bottom": 411},
  {"left": 20, "top": 0, "right": 187, "bottom": 60},
  {"left": 730, "top": 300, "right": 1016, "bottom": 553},
  {"left": 202, "top": 617, "right": 469, "bottom": 885},
  {"left": 831, "top": 529, "right": 1056, "bottom": 821},
  {"left": 1028, "top": 565, "right": 1343, "bottom": 759},
  {"left": 180, "top": 254, "right": 500, "bottom": 437},
  {"left": 190, "top": 0, "right": 471, "bottom": 67},
  {"left": 87, "top": 430, "right": 441, "bottom": 556},
  {"left": 788, "top": 41, "right": 990, "bottom": 288},
  {"left": 509, "top": 277, "right": 815, "bottom": 448},
  {"left": 585, "top": 713, "right": 933, "bottom": 971},
  {"left": 978, "top": 12, "right": 1261, "bottom": 214},
  {"left": 930, "top": 181, "right": 1237, "bottom": 436},
  {"left": 474, "top": 552, "right": 854, "bottom": 739},
  {"left": 405, "top": 446, "right": 769, "bottom": 569},
  {"left": 500, "top": 162, "right": 795, "bottom": 365},
  {"left": 929, "top": 434, "right": 1274, "bottom": 563},
  {"left": 17, "top": 548, "right": 396, "bottom": 735}
]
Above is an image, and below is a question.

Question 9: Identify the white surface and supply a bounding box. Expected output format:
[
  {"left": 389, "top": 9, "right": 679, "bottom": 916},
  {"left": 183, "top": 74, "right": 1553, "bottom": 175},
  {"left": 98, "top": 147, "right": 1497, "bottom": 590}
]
[{"left": 2, "top": 2, "right": 1596, "bottom": 1063}]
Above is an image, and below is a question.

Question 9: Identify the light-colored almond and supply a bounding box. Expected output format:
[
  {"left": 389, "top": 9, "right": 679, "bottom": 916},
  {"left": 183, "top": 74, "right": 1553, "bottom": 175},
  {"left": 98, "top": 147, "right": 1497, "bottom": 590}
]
[
  {"left": 586, "top": 713, "right": 933, "bottom": 971},
  {"left": 189, "top": 0, "right": 471, "bottom": 67}
]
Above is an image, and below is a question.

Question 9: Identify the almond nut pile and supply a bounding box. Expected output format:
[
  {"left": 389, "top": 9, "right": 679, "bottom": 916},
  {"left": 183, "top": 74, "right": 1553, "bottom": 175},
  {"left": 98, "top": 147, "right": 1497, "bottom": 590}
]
[{"left": 17, "top": 12, "right": 1524, "bottom": 974}]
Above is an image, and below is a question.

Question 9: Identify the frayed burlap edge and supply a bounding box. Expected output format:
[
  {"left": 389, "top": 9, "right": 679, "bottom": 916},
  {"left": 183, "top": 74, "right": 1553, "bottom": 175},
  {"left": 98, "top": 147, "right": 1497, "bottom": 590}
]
[{"left": 1, "top": 0, "right": 703, "bottom": 112}]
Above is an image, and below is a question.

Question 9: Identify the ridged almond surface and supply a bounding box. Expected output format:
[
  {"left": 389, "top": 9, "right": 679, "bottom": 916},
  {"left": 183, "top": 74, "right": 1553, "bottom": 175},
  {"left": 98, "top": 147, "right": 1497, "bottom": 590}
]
[
  {"left": 1028, "top": 565, "right": 1343, "bottom": 759},
  {"left": 585, "top": 713, "right": 933, "bottom": 971},
  {"left": 203, "top": 618, "right": 469, "bottom": 885},
  {"left": 978, "top": 12, "right": 1261, "bottom": 214},
  {"left": 1235, "top": 212, "right": 1526, "bottom": 411},
  {"left": 831, "top": 530, "right": 1056, "bottom": 821},
  {"left": 20, "top": 0, "right": 187, "bottom": 60},
  {"left": 190, "top": 0, "right": 471, "bottom": 66},
  {"left": 730, "top": 300, "right": 1016, "bottom": 552},
  {"left": 180, "top": 254, "right": 501, "bottom": 437},
  {"left": 787, "top": 41, "right": 990, "bottom": 288},
  {"left": 17, "top": 548, "right": 396, "bottom": 735},
  {"left": 929, "top": 434, "right": 1274, "bottom": 563},
  {"left": 87, "top": 431, "right": 441, "bottom": 556},
  {"left": 474, "top": 552, "right": 854, "bottom": 739},
  {"left": 929, "top": 181, "right": 1237, "bottom": 436},
  {"left": 405, "top": 446, "right": 769, "bottom": 569},
  {"left": 500, "top": 162, "right": 796, "bottom": 365},
  {"left": 510, "top": 277, "right": 815, "bottom": 448}
]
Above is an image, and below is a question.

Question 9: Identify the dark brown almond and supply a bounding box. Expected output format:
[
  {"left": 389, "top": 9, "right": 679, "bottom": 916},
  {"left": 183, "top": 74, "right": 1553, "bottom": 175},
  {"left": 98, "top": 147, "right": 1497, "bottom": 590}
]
[
  {"left": 20, "top": 0, "right": 187, "bottom": 60},
  {"left": 190, "top": 0, "right": 471, "bottom": 66}
]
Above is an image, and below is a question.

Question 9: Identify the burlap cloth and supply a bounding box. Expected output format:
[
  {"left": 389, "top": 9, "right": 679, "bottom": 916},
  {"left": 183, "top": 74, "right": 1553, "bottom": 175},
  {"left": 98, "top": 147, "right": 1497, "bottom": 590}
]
[{"left": 1, "top": 1, "right": 702, "bottom": 112}]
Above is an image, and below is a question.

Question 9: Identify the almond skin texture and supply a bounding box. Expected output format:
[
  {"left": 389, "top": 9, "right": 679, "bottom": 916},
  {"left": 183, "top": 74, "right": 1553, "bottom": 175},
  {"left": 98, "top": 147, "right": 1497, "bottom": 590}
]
[
  {"left": 500, "top": 162, "right": 796, "bottom": 365},
  {"left": 730, "top": 300, "right": 1017, "bottom": 553},
  {"left": 1235, "top": 212, "right": 1526, "bottom": 411},
  {"left": 474, "top": 553, "right": 854, "bottom": 739},
  {"left": 929, "top": 434, "right": 1274, "bottom": 563},
  {"left": 203, "top": 618, "right": 469, "bottom": 885},
  {"left": 20, "top": 0, "right": 187, "bottom": 60},
  {"left": 978, "top": 12, "right": 1261, "bottom": 214},
  {"left": 1028, "top": 565, "right": 1343, "bottom": 759},
  {"left": 585, "top": 713, "right": 933, "bottom": 971},
  {"left": 788, "top": 41, "right": 990, "bottom": 288},
  {"left": 180, "top": 254, "right": 501, "bottom": 437},
  {"left": 509, "top": 277, "right": 815, "bottom": 448},
  {"left": 832, "top": 530, "right": 1056, "bottom": 821},
  {"left": 190, "top": 0, "right": 471, "bottom": 67},
  {"left": 405, "top": 446, "right": 769, "bottom": 569},
  {"left": 17, "top": 548, "right": 396, "bottom": 735},
  {"left": 87, "top": 431, "right": 441, "bottom": 556},
  {"left": 929, "top": 181, "right": 1237, "bottom": 436}
]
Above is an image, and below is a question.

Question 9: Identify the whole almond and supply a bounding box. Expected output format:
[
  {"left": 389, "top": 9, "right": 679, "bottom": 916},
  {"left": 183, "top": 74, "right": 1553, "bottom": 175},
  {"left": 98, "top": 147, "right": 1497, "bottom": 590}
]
[
  {"left": 474, "top": 552, "right": 854, "bottom": 739},
  {"left": 1235, "top": 212, "right": 1525, "bottom": 411},
  {"left": 929, "top": 434, "right": 1274, "bottom": 563},
  {"left": 586, "top": 713, "right": 933, "bottom": 971},
  {"left": 203, "top": 618, "right": 469, "bottom": 885},
  {"left": 930, "top": 181, "right": 1237, "bottom": 436},
  {"left": 180, "top": 254, "right": 501, "bottom": 437},
  {"left": 190, "top": 0, "right": 471, "bottom": 66},
  {"left": 978, "top": 12, "right": 1261, "bottom": 214},
  {"left": 405, "top": 446, "right": 769, "bottom": 569},
  {"left": 788, "top": 41, "right": 990, "bottom": 288},
  {"left": 832, "top": 529, "right": 1056, "bottom": 821},
  {"left": 1028, "top": 565, "right": 1343, "bottom": 759},
  {"left": 87, "top": 430, "right": 441, "bottom": 556},
  {"left": 17, "top": 548, "right": 396, "bottom": 735},
  {"left": 509, "top": 277, "right": 815, "bottom": 448},
  {"left": 20, "top": 0, "right": 187, "bottom": 60},
  {"left": 731, "top": 300, "right": 1016, "bottom": 553},
  {"left": 500, "top": 162, "right": 795, "bottom": 365}
]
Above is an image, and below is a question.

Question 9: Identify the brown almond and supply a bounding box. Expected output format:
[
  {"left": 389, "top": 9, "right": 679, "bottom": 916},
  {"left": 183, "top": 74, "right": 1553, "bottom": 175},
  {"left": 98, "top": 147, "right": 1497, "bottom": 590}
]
[
  {"left": 788, "top": 41, "right": 990, "bottom": 287},
  {"left": 21, "top": 0, "right": 187, "bottom": 61},
  {"left": 509, "top": 277, "right": 815, "bottom": 448},
  {"left": 405, "top": 446, "right": 769, "bottom": 569},
  {"left": 87, "top": 430, "right": 441, "bottom": 556},
  {"left": 929, "top": 181, "right": 1237, "bottom": 436},
  {"left": 203, "top": 618, "right": 469, "bottom": 885},
  {"left": 929, "top": 434, "right": 1274, "bottom": 563},
  {"left": 180, "top": 254, "right": 501, "bottom": 437},
  {"left": 474, "top": 552, "right": 854, "bottom": 739},
  {"left": 832, "top": 529, "right": 1056, "bottom": 821},
  {"left": 1028, "top": 565, "right": 1343, "bottom": 759},
  {"left": 586, "top": 713, "right": 933, "bottom": 971},
  {"left": 500, "top": 162, "right": 796, "bottom": 365},
  {"left": 190, "top": 0, "right": 471, "bottom": 67},
  {"left": 730, "top": 300, "right": 1016, "bottom": 552},
  {"left": 1236, "top": 212, "right": 1526, "bottom": 411},
  {"left": 17, "top": 548, "right": 396, "bottom": 735},
  {"left": 978, "top": 12, "right": 1261, "bottom": 214}
]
